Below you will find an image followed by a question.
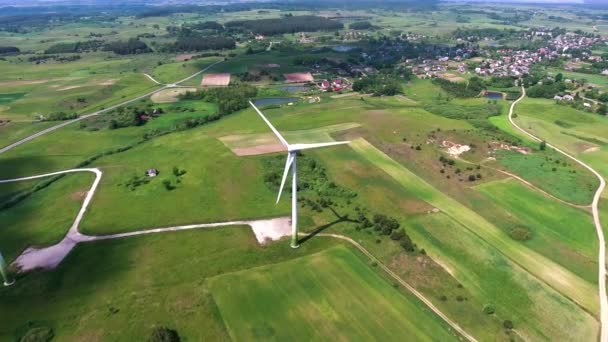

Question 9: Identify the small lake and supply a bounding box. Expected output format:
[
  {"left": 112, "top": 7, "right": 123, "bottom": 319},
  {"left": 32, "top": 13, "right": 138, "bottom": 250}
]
[
  {"left": 281, "top": 85, "right": 308, "bottom": 93},
  {"left": 333, "top": 45, "right": 355, "bottom": 52},
  {"left": 254, "top": 97, "right": 300, "bottom": 106},
  {"left": 485, "top": 91, "right": 503, "bottom": 100}
]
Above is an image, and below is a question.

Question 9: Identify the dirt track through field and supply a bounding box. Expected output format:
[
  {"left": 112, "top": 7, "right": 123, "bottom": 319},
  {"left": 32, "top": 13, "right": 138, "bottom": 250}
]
[{"left": 509, "top": 87, "right": 608, "bottom": 341}]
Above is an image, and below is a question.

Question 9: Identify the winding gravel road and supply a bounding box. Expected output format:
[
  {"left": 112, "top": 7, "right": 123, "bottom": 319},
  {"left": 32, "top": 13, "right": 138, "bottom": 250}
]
[
  {"left": 0, "top": 165, "right": 477, "bottom": 341},
  {"left": 509, "top": 86, "right": 608, "bottom": 341}
]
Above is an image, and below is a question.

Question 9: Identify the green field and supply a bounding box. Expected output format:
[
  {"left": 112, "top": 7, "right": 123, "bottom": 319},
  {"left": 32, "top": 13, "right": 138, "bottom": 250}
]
[
  {"left": 0, "top": 173, "right": 93, "bottom": 261},
  {"left": 209, "top": 246, "right": 459, "bottom": 341},
  {"left": 348, "top": 138, "right": 597, "bottom": 339},
  {"left": 476, "top": 178, "right": 597, "bottom": 283},
  {"left": 0, "top": 227, "right": 341, "bottom": 341}
]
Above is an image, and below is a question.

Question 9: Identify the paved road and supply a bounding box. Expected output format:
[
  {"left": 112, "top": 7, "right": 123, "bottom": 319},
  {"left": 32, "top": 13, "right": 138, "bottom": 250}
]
[
  {"left": 0, "top": 60, "right": 223, "bottom": 155},
  {"left": 509, "top": 86, "right": 608, "bottom": 341}
]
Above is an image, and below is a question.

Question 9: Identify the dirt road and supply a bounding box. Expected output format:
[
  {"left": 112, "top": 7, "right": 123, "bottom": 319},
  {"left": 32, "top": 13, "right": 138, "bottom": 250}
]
[{"left": 509, "top": 86, "right": 608, "bottom": 341}]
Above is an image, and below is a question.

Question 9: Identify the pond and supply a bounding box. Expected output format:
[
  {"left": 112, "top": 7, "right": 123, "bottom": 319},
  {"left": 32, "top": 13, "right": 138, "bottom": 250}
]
[
  {"left": 485, "top": 91, "right": 503, "bottom": 100},
  {"left": 254, "top": 97, "right": 300, "bottom": 106},
  {"left": 333, "top": 45, "right": 355, "bottom": 52},
  {"left": 281, "top": 85, "right": 308, "bottom": 93}
]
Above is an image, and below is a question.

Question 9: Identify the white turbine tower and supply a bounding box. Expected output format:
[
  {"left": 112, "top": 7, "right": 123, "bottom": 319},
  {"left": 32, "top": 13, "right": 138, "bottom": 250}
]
[{"left": 250, "top": 101, "right": 349, "bottom": 248}]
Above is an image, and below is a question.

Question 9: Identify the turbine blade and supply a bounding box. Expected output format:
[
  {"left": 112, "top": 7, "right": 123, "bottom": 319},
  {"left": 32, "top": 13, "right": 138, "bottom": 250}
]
[
  {"left": 277, "top": 153, "right": 295, "bottom": 204},
  {"left": 289, "top": 141, "right": 350, "bottom": 151},
  {"left": 249, "top": 101, "right": 289, "bottom": 147}
]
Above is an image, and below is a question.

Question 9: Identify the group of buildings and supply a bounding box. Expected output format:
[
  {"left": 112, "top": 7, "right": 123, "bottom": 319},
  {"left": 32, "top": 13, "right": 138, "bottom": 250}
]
[{"left": 407, "top": 29, "right": 605, "bottom": 80}]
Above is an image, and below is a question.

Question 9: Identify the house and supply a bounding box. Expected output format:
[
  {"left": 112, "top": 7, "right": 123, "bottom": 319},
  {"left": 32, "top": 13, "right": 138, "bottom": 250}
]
[
  {"left": 146, "top": 168, "right": 158, "bottom": 177},
  {"left": 562, "top": 94, "right": 575, "bottom": 101},
  {"left": 584, "top": 102, "right": 592, "bottom": 108},
  {"left": 320, "top": 80, "right": 330, "bottom": 89},
  {"left": 553, "top": 95, "right": 563, "bottom": 101}
]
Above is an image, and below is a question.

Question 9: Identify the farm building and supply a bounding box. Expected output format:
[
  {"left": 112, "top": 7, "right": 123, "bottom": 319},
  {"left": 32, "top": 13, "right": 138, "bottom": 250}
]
[{"left": 146, "top": 168, "right": 158, "bottom": 177}]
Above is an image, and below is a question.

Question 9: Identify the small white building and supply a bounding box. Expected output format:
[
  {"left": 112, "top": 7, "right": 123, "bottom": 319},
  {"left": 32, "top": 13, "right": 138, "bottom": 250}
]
[{"left": 563, "top": 95, "right": 575, "bottom": 101}]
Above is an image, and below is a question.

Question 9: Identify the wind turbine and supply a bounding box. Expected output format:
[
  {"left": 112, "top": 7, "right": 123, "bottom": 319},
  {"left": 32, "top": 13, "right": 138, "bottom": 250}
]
[
  {"left": 0, "top": 250, "right": 15, "bottom": 286},
  {"left": 249, "top": 101, "right": 350, "bottom": 248}
]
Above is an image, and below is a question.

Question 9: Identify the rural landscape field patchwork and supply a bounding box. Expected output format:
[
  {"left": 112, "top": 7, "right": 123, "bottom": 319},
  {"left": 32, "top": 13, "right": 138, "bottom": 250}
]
[{"left": 1, "top": 0, "right": 608, "bottom": 341}]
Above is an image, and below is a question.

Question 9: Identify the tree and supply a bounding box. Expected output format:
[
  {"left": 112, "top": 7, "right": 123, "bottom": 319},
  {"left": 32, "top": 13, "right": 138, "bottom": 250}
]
[
  {"left": 150, "top": 327, "right": 180, "bottom": 342},
  {"left": 540, "top": 140, "right": 547, "bottom": 151},
  {"left": 390, "top": 230, "right": 405, "bottom": 240},
  {"left": 555, "top": 73, "right": 563, "bottom": 83},
  {"left": 503, "top": 320, "right": 514, "bottom": 330},
  {"left": 400, "top": 235, "right": 416, "bottom": 252},
  {"left": 483, "top": 304, "right": 496, "bottom": 314}
]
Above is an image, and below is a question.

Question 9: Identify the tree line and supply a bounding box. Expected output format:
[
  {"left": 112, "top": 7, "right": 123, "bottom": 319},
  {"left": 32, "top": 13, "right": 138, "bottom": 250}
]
[
  {"left": 0, "top": 46, "right": 20, "bottom": 55},
  {"left": 225, "top": 16, "right": 343, "bottom": 35},
  {"left": 45, "top": 40, "right": 103, "bottom": 54},
  {"left": 432, "top": 77, "right": 485, "bottom": 98},
  {"left": 167, "top": 36, "right": 235, "bottom": 52},
  {"left": 180, "top": 84, "right": 257, "bottom": 115},
  {"left": 353, "top": 76, "right": 402, "bottom": 96},
  {"left": 103, "top": 38, "right": 151, "bottom": 55}
]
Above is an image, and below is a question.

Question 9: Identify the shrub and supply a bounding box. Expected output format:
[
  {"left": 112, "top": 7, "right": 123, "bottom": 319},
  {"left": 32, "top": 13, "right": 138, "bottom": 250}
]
[
  {"left": 483, "top": 304, "right": 496, "bottom": 314},
  {"left": 390, "top": 230, "right": 405, "bottom": 241},
  {"left": 149, "top": 327, "right": 180, "bottom": 342},
  {"left": 400, "top": 235, "right": 416, "bottom": 252},
  {"left": 509, "top": 228, "right": 532, "bottom": 241},
  {"left": 162, "top": 179, "right": 175, "bottom": 191},
  {"left": 20, "top": 327, "right": 54, "bottom": 342},
  {"left": 503, "top": 320, "right": 514, "bottom": 330}
]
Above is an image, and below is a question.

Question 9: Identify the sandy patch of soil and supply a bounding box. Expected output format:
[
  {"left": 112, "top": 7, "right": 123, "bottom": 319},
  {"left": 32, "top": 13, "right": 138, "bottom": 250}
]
[
  {"left": 439, "top": 73, "right": 465, "bottom": 83},
  {"left": 70, "top": 191, "right": 88, "bottom": 201},
  {"left": 98, "top": 79, "right": 118, "bottom": 86},
  {"left": 442, "top": 140, "right": 471, "bottom": 157},
  {"left": 175, "top": 53, "right": 196, "bottom": 62},
  {"left": 57, "top": 85, "right": 82, "bottom": 91},
  {"left": 201, "top": 73, "right": 231, "bottom": 86},
  {"left": 250, "top": 217, "right": 291, "bottom": 244},
  {"left": 232, "top": 143, "right": 286, "bottom": 156},
  {"left": 284, "top": 72, "right": 314, "bottom": 83},
  {"left": 150, "top": 87, "right": 196, "bottom": 103},
  {"left": 489, "top": 141, "right": 530, "bottom": 154},
  {"left": 0, "top": 79, "right": 49, "bottom": 87},
  {"left": 583, "top": 146, "right": 600, "bottom": 153}
]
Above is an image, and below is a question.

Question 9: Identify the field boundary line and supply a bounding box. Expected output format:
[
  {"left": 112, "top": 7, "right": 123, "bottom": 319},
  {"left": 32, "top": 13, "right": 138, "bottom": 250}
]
[
  {"left": 304, "top": 232, "right": 478, "bottom": 342},
  {"left": 462, "top": 157, "right": 591, "bottom": 210},
  {"left": 509, "top": 86, "right": 607, "bottom": 341}
]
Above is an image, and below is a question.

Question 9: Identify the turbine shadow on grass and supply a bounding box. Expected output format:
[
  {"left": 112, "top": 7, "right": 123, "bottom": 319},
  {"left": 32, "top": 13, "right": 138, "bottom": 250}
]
[{"left": 297, "top": 205, "right": 357, "bottom": 245}]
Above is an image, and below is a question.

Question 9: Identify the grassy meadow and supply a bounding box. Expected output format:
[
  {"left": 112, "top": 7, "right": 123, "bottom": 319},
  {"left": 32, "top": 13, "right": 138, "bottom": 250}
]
[
  {"left": 209, "top": 245, "right": 459, "bottom": 341},
  {"left": 0, "top": 227, "right": 343, "bottom": 341}
]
